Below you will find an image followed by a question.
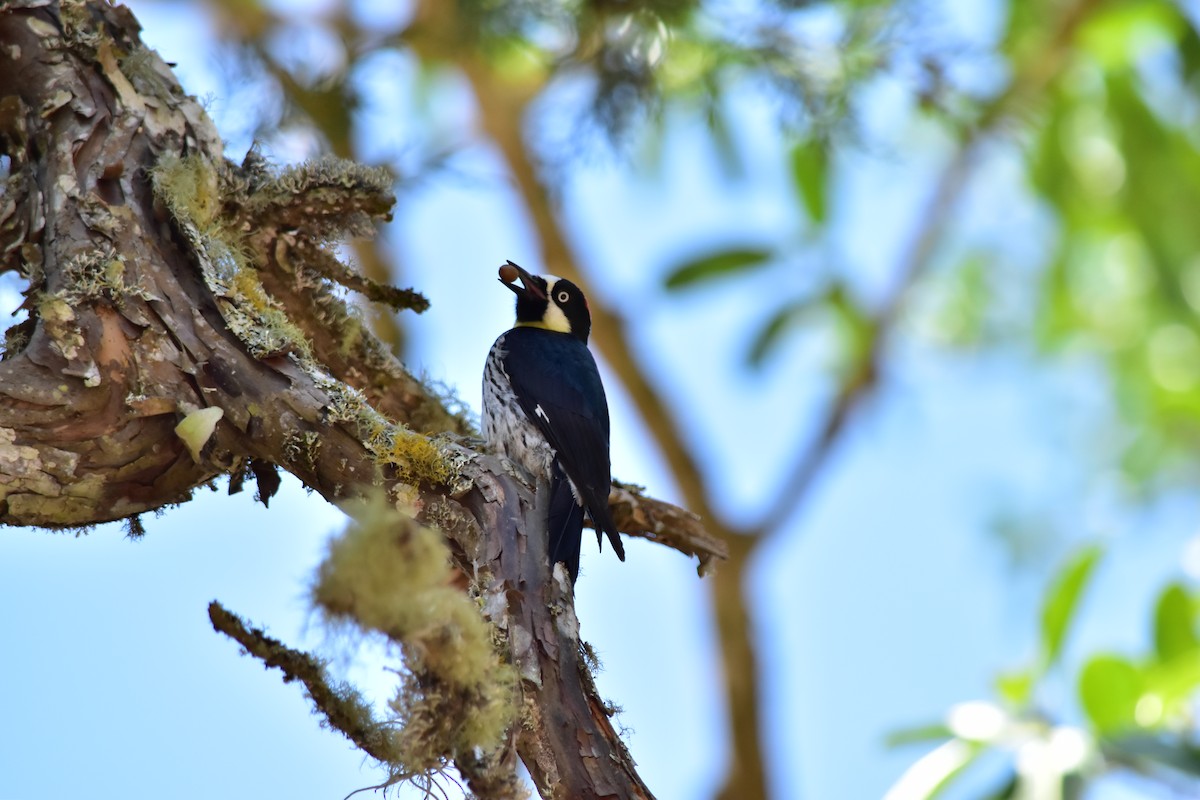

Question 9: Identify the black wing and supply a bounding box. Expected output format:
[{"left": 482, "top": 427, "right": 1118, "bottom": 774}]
[
  {"left": 501, "top": 328, "right": 625, "bottom": 562},
  {"left": 547, "top": 464, "right": 585, "bottom": 582}
]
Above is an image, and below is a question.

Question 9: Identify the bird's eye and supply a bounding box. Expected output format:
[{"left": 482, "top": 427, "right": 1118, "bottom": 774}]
[{"left": 557, "top": 291, "right": 570, "bottom": 303}]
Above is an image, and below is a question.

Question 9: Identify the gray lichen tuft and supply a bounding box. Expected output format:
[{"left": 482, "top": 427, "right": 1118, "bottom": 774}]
[
  {"left": 239, "top": 156, "right": 395, "bottom": 241},
  {"left": 149, "top": 149, "right": 427, "bottom": 363}
]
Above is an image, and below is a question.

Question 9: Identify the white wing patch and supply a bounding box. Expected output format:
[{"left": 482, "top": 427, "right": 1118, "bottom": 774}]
[{"left": 535, "top": 404, "right": 551, "bottom": 424}]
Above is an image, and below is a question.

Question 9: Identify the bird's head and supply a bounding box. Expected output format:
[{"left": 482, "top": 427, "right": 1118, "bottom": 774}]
[{"left": 498, "top": 260, "right": 591, "bottom": 343}]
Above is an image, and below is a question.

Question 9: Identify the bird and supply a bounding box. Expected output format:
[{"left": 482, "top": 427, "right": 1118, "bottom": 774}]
[{"left": 482, "top": 259, "right": 625, "bottom": 585}]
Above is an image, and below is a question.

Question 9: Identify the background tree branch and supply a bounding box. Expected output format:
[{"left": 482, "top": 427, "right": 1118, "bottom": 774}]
[{"left": 10, "top": 0, "right": 1197, "bottom": 797}]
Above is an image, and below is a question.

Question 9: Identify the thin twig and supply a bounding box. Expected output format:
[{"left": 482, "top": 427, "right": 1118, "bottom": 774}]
[{"left": 207, "top": 601, "right": 404, "bottom": 763}]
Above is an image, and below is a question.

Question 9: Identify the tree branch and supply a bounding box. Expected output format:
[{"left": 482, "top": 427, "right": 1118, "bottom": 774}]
[{"left": 0, "top": 3, "right": 713, "bottom": 797}]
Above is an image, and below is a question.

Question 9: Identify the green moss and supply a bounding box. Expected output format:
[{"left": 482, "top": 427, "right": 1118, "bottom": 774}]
[
  {"left": 151, "top": 153, "right": 316, "bottom": 360},
  {"left": 321, "top": 384, "right": 456, "bottom": 488},
  {"left": 338, "top": 312, "right": 365, "bottom": 357},
  {"left": 373, "top": 426, "right": 454, "bottom": 487},
  {"left": 221, "top": 268, "right": 313, "bottom": 359},
  {"left": 314, "top": 492, "right": 517, "bottom": 769},
  {"left": 151, "top": 153, "right": 223, "bottom": 231}
]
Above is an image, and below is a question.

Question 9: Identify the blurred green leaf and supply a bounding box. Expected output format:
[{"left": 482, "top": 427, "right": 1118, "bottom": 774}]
[
  {"left": 1141, "top": 651, "right": 1200, "bottom": 724},
  {"left": 789, "top": 140, "right": 827, "bottom": 222},
  {"left": 1180, "top": 21, "right": 1200, "bottom": 82},
  {"left": 662, "top": 248, "right": 773, "bottom": 290},
  {"left": 1078, "top": 2, "right": 1183, "bottom": 69},
  {"left": 1106, "top": 734, "right": 1200, "bottom": 776},
  {"left": 745, "top": 297, "right": 815, "bottom": 368},
  {"left": 995, "top": 668, "right": 1035, "bottom": 707},
  {"left": 1079, "top": 654, "right": 1142, "bottom": 734},
  {"left": 1154, "top": 583, "right": 1197, "bottom": 663},
  {"left": 885, "top": 722, "right": 954, "bottom": 748},
  {"left": 1041, "top": 545, "right": 1104, "bottom": 668}
]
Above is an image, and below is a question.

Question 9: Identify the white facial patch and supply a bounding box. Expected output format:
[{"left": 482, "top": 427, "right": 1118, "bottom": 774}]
[{"left": 536, "top": 277, "right": 572, "bottom": 334}]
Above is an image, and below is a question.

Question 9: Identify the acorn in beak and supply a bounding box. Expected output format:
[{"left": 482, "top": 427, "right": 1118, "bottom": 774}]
[{"left": 498, "top": 260, "right": 546, "bottom": 301}]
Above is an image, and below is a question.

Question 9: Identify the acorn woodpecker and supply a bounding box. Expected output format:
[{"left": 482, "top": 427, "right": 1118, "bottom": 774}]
[{"left": 483, "top": 260, "right": 626, "bottom": 584}]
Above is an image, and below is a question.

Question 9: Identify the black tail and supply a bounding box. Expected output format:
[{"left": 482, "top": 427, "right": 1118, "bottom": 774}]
[
  {"left": 590, "top": 494, "right": 626, "bottom": 564},
  {"left": 548, "top": 469, "right": 585, "bottom": 584},
  {"left": 592, "top": 520, "right": 628, "bottom": 563}
]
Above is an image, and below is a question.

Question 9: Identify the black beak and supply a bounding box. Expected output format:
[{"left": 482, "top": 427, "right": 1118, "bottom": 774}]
[{"left": 499, "top": 260, "right": 546, "bottom": 301}]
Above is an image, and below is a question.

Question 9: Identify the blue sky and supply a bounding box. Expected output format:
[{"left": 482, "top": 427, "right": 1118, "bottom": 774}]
[{"left": 3, "top": 2, "right": 1198, "bottom": 799}]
